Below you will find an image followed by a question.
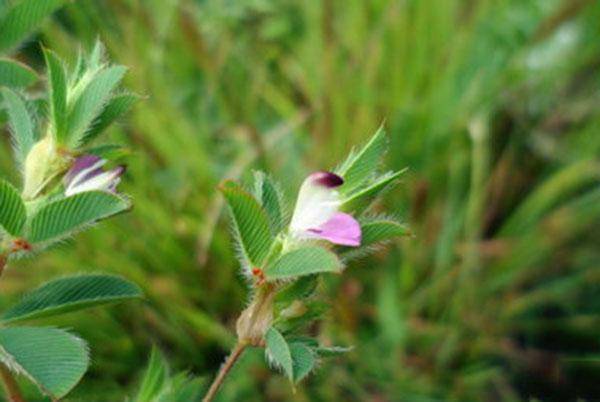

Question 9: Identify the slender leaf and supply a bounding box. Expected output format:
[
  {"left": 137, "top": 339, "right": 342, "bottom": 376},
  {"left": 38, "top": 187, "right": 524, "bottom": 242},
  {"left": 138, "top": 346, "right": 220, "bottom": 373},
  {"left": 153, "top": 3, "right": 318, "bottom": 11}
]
[
  {"left": 135, "top": 347, "right": 168, "bottom": 402},
  {"left": 159, "top": 373, "right": 205, "bottom": 402},
  {"left": 336, "top": 125, "right": 388, "bottom": 194},
  {"left": 341, "top": 168, "right": 407, "bottom": 213},
  {"left": 253, "top": 171, "right": 285, "bottom": 233},
  {"left": 219, "top": 180, "right": 274, "bottom": 268},
  {"left": 82, "top": 93, "right": 139, "bottom": 144},
  {"left": 2, "top": 274, "right": 142, "bottom": 323},
  {"left": 0, "top": 178, "right": 26, "bottom": 236},
  {"left": 43, "top": 48, "right": 67, "bottom": 141},
  {"left": 0, "top": 0, "right": 66, "bottom": 53},
  {"left": 28, "top": 191, "right": 130, "bottom": 243},
  {"left": 1, "top": 87, "right": 35, "bottom": 166},
  {"left": 0, "top": 326, "right": 89, "bottom": 398},
  {"left": 360, "top": 218, "right": 411, "bottom": 247},
  {"left": 67, "top": 66, "right": 127, "bottom": 146},
  {"left": 265, "top": 327, "right": 293, "bottom": 381},
  {"left": 265, "top": 247, "right": 342, "bottom": 280},
  {"left": 289, "top": 342, "right": 315, "bottom": 383},
  {"left": 0, "top": 58, "right": 37, "bottom": 88}
]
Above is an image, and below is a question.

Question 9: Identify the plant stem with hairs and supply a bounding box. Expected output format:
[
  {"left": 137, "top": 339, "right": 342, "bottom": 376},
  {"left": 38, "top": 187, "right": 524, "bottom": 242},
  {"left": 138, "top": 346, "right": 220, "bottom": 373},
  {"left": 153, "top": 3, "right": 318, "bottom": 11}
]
[
  {"left": 202, "top": 342, "right": 247, "bottom": 402},
  {"left": 202, "top": 285, "right": 275, "bottom": 402}
]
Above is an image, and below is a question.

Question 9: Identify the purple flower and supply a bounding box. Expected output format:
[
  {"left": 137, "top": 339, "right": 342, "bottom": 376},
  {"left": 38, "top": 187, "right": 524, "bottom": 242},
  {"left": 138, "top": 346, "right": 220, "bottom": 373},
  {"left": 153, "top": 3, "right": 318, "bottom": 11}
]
[
  {"left": 64, "top": 155, "right": 125, "bottom": 196},
  {"left": 289, "top": 171, "right": 361, "bottom": 247}
]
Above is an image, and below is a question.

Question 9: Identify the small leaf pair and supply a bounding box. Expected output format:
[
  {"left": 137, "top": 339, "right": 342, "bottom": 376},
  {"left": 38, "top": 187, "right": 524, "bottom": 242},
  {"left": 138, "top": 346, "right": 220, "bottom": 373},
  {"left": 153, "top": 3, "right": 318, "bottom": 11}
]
[
  {"left": 265, "top": 327, "right": 315, "bottom": 384},
  {"left": 0, "top": 274, "right": 141, "bottom": 399},
  {"left": 0, "top": 177, "right": 129, "bottom": 252}
]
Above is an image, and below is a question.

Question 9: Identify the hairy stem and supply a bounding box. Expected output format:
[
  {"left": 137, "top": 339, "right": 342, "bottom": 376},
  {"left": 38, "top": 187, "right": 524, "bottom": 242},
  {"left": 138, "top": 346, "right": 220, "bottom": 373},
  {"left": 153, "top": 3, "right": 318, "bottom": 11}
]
[
  {"left": 202, "top": 342, "right": 247, "bottom": 402},
  {"left": 0, "top": 364, "right": 25, "bottom": 402}
]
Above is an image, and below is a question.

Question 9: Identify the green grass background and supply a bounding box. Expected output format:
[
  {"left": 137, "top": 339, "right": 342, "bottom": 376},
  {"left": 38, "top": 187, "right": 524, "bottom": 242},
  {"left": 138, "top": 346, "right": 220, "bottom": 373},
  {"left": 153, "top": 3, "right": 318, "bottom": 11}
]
[{"left": 1, "top": 0, "right": 599, "bottom": 401}]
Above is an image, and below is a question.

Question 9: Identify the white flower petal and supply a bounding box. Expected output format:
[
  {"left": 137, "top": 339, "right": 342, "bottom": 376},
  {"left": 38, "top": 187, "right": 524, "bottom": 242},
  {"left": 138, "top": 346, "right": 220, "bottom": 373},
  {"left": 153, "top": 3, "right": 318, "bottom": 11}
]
[{"left": 290, "top": 171, "right": 344, "bottom": 235}]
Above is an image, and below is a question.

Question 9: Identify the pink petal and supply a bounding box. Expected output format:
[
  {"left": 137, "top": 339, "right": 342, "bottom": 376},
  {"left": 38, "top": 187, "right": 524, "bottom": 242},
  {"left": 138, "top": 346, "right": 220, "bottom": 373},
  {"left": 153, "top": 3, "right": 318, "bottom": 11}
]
[{"left": 307, "top": 212, "right": 361, "bottom": 247}]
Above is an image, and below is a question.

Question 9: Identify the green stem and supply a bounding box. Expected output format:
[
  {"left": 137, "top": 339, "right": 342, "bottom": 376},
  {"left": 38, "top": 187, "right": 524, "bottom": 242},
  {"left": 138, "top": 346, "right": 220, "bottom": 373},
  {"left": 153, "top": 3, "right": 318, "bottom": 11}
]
[
  {"left": 201, "top": 342, "right": 247, "bottom": 402},
  {"left": 0, "top": 364, "right": 25, "bottom": 402}
]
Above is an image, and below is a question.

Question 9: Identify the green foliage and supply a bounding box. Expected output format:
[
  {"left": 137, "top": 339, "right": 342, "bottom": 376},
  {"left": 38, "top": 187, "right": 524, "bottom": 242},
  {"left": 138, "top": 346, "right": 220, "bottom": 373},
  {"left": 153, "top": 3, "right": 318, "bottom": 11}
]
[
  {"left": 275, "top": 275, "right": 318, "bottom": 305},
  {"left": 43, "top": 48, "right": 68, "bottom": 142},
  {"left": 219, "top": 180, "right": 274, "bottom": 269},
  {"left": 135, "top": 347, "right": 169, "bottom": 402},
  {"left": 2, "top": 274, "right": 142, "bottom": 323},
  {"left": 289, "top": 342, "right": 315, "bottom": 383},
  {"left": 82, "top": 93, "right": 139, "bottom": 145},
  {"left": 67, "top": 65, "right": 127, "bottom": 147},
  {"left": 134, "top": 348, "right": 205, "bottom": 402},
  {"left": 0, "top": 178, "right": 26, "bottom": 236},
  {"left": 253, "top": 171, "right": 285, "bottom": 234},
  {"left": 359, "top": 218, "right": 411, "bottom": 246},
  {"left": 265, "top": 247, "right": 342, "bottom": 280},
  {"left": 1, "top": 87, "right": 35, "bottom": 167},
  {"left": 0, "top": 0, "right": 66, "bottom": 53},
  {"left": 28, "top": 191, "right": 130, "bottom": 244},
  {"left": 341, "top": 169, "right": 407, "bottom": 214},
  {"left": 0, "top": 58, "right": 37, "bottom": 88},
  {"left": 336, "top": 125, "right": 388, "bottom": 194},
  {"left": 276, "top": 300, "right": 329, "bottom": 334},
  {"left": 0, "top": 326, "right": 88, "bottom": 398},
  {"left": 265, "top": 327, "right": 293, "bottom": 381},
  {"left": 2, "top": 0, "right": 599, "bottom": 400}
]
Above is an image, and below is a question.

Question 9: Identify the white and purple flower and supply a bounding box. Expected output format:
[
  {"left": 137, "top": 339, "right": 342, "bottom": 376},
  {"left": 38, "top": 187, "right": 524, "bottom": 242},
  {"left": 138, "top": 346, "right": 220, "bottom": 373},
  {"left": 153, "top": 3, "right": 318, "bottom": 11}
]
[
  {"left": 64, "top": 155, "right": 125, "bottom": 196},
  {"left": 289, "top": 171, "right": 361, "bottom": 247}
]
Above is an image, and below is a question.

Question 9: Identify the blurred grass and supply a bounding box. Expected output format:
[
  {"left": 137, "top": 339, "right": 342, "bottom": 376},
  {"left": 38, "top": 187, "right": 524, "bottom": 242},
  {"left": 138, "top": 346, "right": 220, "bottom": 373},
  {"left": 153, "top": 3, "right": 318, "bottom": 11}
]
[{"left": 1, "top": 0, "right": 600, "bottom": 401}]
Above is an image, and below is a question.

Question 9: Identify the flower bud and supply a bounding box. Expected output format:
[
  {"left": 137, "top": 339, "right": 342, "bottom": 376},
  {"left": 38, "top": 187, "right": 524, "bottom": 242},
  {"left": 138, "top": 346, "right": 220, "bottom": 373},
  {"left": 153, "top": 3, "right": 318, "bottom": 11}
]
[
  {"left": 22, "top": 136, "right": 66, "bottom": 199},
  {"left": 236, "top": 288, "right": 275, "bottom": 345}
]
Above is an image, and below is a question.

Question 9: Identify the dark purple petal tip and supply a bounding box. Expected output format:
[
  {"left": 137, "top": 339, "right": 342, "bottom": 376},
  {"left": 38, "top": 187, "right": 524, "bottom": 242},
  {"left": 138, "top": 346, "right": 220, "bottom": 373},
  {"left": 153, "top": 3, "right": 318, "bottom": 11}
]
[
  {"left": 64, "top": 154, "right": 102, "bottom": 185},
  {"left": 71, "top": 155, "right": 101, "bottom": 173},
  {"left": 311, "top": 171, "right": 344, "bottom": 188}
]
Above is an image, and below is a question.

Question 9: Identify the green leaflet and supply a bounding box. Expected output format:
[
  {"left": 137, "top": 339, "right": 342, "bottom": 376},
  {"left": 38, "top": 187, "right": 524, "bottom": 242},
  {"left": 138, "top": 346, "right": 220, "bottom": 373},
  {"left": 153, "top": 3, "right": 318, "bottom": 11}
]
[
  {"left": 43, "top": 48, "right": 68, "bottom": 142},
  {"left": 265, "top": 247, "right": 342, "bottom": 280},
  {"left": 275, "top": 275, "right": 319, "bottom": 305},
  {"left": 0, "top": 178, "right": 26, "bottom": 236},
  {"left": 289, "top": 342, "right": 316, "bottom": 383},
  {"left": 1, "top": 87, "right": 35, "bottom": 167},
  {"left": 265, "top": 327, "right": 293, "bottom": 381},
  {"left": 336, "top": 125, "right": 388, "bottom": 194},
  {"left": 253, "top": 171, "right": 285, "bottom": 234},
  {"left": 28, "top": 191, "right": 130, "bottom": 243},
  {"left": 2, "top": 274, "right": 142, "bottom": 323},
  {"left": 81, "top": 93, "right": 139, "bottom": 145},
  {"left": 0, "top": 58, "right": 37, "bottom": 88},
  {"left": 135, "top": 347, "right": 169, "bottom": 402},
  {"left": 276, "top": 300, "right": 328, "bottom": 334},
  {"left": 0, "top": 326, "right": 89, "bottom": 398},
  {"left": 67, "top": 65, "right": 127, "bottom": 147},
  {"left": 219, "top": 180, "right": 274, "bottom": 268},
  {"left": 360, "top": 218, "right": 411, "bottom": 247},
  {"left": 0, "top": 0, "right": 66, "bottom": 53},
  {"left": 341, "top": 168, "right": 407, "bottom": 214}
]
